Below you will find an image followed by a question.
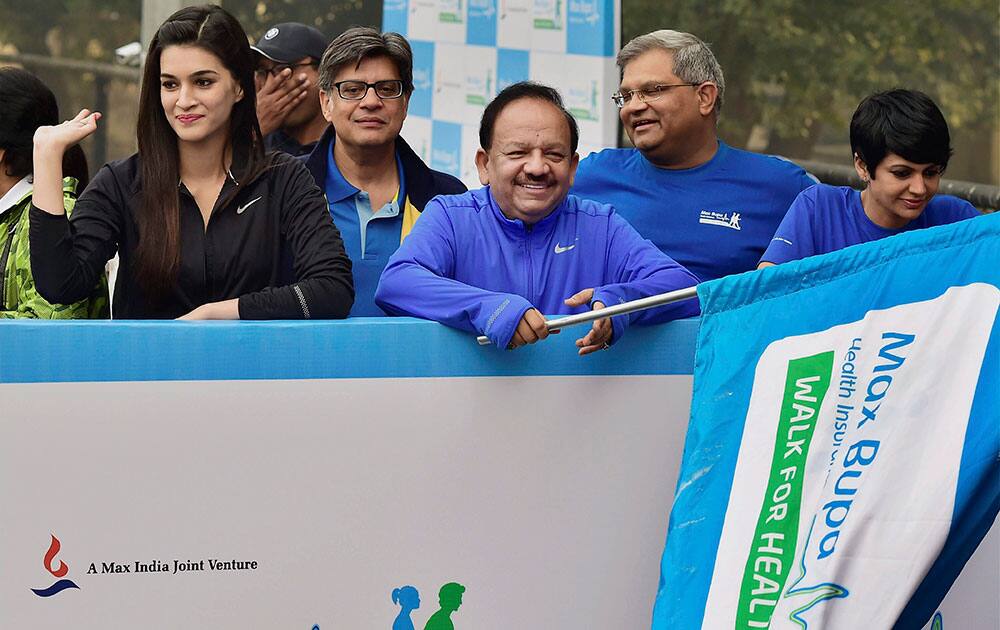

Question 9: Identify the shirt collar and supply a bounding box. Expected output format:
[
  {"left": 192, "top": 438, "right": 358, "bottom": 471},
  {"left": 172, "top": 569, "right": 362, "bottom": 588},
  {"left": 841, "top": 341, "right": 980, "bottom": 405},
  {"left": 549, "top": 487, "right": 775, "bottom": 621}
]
[
  {"left": 176, "top": 140, "right": 247, "bottom": 188},
  {"left": 640, "top": 139, "right": 728, "bottom": 175},
  {"left": 325, "top": 139, "right": 360, "bottom": 203},
  {"left": 325, "top": 136, "right": 405, "bottom": 204},
  {"left": 0, "top": 176, "right": 33, "bottom": 215},
  {"left": 176, "top": 166, "right": 239, "bottom": 189},
  {"left": 268, "top": 129, "right": 317, "bottom": 157},
  {"left": 486, "top": 186, "right": 565, "bottom": 235}
]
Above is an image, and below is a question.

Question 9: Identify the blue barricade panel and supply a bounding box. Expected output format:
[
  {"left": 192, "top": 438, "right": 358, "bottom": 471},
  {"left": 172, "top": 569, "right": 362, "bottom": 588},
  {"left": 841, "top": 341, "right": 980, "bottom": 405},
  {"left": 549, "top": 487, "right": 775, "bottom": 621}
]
[{"left": 0, "top": 317, "right": 700, "bottom": 383}]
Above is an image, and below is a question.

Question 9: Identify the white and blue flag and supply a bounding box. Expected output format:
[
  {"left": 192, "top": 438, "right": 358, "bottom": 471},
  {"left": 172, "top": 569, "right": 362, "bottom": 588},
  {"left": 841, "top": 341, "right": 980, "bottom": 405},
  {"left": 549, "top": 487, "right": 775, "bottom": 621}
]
[{"left": 654, "top": 213, "right": 999, "bottom": 629}]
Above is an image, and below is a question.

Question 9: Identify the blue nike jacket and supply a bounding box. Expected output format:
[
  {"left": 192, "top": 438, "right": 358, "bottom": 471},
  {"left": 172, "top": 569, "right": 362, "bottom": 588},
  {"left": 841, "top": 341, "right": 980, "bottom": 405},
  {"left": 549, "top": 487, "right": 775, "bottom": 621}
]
[{"left": 375, "top": 187, "right": 700, "bottom": 348}]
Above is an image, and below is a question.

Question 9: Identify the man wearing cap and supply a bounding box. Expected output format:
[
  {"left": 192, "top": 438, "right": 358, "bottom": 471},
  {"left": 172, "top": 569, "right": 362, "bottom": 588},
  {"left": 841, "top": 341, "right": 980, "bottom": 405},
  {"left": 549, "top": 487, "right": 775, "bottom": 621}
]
[
  {"left": 252, "top": 22, "right": 330, "bottom": 157},
  {"left": 304, "top": 27, "right": 466, "bottom": 316}
]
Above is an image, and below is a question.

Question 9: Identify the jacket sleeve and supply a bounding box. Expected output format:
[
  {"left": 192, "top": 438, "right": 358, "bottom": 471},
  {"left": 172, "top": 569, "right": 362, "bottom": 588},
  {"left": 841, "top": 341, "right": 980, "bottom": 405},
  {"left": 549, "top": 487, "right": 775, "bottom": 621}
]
[
  {"left": 592, "top": 212, "right": 700, "bottom": 344},
  {"left": 29, "top": 166, "right": 122, "bottom": 305},
  {"left": 238, "top": 158, "right": 354, "bottom": 319},
  {"left": 4, "top": 192, "right": 109, "bottom": 320},
  {"left": 2, "top": 267, "right": 108, "bottom": 319},
  {"left": 375, "top": 199, "right": 532, "bottom": 348}
]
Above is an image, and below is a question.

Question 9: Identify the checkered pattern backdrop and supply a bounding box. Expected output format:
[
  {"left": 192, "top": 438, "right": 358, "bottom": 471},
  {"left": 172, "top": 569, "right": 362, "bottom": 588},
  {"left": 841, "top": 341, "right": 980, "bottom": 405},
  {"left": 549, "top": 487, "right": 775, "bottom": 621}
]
[{"left": 383, "top": 0, "right": 621, "bottom": 188}]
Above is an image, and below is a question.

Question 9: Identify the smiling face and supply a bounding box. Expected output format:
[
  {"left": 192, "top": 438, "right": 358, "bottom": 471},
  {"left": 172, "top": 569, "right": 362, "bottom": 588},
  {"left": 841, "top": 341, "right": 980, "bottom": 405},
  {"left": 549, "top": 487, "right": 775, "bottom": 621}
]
[
  {"left": 320, "top": 55, "right": 408, "bottom": 153},
  {"left": 475, "top": 97, "right": 579, "bottom": 225},
  {"left": 857, "top": 152, "right": 943, "bottom": 229},
  {"left": 159, "top": 45, "right": 243, "bottom": 146},
  {"left": 618, "top": 48, "right": 716, "bottom": 168}
]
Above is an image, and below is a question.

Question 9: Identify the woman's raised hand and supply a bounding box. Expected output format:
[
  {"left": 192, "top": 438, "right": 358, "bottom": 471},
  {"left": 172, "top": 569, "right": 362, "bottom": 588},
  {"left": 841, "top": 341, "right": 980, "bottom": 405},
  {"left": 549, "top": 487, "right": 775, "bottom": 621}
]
[
  {"left": 32, "top": 109, "right": 102, "bottom": 216},
  {"left": 33, "top": 109, "right": 101, "bottom": 153}
]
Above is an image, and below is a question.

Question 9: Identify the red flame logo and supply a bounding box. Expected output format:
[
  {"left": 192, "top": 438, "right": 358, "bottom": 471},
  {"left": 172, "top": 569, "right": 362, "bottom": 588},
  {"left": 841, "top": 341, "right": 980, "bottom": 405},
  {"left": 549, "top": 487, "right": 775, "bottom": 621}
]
[
  {"left": 43, "top": 534, "right": 69, "bottom": 578},
  {"left": 31, "top": 533, "right": 80, "bottom": 597}
]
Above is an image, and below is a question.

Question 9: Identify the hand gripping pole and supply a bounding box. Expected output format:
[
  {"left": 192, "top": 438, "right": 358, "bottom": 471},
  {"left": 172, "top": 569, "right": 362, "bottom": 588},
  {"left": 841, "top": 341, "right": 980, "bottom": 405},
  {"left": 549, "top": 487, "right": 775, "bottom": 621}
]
[{"left": 476, "top": 285, "right": 699, "bottom": 346}]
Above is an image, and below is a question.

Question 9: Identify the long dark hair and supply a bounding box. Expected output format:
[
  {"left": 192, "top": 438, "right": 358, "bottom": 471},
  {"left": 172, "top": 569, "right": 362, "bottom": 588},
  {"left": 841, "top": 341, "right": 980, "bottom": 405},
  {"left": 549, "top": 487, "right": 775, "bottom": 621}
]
[
  {"left": 135, "top": 4, "right": 265, "bottom": 296},
  {"left": 0, "top": 67, "right": 90, "bottom": 189}
]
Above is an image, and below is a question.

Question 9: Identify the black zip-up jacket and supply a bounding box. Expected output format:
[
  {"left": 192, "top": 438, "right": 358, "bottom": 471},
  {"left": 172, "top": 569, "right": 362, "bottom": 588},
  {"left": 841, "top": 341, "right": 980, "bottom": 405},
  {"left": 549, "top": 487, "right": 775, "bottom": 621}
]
[{"left": 30, "top": 152, "right": 354, "bottom": 319}]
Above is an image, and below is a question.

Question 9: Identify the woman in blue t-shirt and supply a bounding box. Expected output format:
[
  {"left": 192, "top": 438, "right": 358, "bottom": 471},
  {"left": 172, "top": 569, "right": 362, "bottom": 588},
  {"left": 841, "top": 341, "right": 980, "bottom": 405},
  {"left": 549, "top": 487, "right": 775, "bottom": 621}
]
[{"left": 759, "top": 89, "right": 980, "bottom": 267}]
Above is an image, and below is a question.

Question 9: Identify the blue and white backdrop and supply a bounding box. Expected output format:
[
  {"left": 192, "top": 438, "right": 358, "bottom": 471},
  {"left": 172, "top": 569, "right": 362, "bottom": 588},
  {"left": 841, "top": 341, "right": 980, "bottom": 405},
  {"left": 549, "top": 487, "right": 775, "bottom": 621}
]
[{"left": 383, "top": 0, "right": 620, "bottom": 188}]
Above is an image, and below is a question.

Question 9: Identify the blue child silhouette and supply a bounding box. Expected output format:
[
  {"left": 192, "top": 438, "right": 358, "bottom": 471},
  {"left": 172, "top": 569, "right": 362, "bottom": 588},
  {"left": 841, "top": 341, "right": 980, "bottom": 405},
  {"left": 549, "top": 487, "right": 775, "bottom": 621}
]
[
  {"left": 391, "top": 585, "right": 421, "bottom": 630},
  {"left": 423, "top": 582, "right": 465, "bottom": 630}
]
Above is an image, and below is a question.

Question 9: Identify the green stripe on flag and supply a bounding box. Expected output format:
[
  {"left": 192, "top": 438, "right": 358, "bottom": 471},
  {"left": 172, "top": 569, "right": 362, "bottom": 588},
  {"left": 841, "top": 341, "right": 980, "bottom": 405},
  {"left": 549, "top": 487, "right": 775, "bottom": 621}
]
[{"left": 736, "top": 351, "right": 835, "bottom": 628}]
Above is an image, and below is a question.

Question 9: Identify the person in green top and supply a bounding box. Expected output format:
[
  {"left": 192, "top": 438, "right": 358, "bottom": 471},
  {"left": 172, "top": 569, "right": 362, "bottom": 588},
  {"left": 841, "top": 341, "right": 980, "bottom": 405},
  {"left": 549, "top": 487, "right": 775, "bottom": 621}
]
[
  {"left": 0, "top": 67, "right": 107, "bottom": 318},
  {"left": 423, "top": 582, "right": 465, "bottom": 630}
]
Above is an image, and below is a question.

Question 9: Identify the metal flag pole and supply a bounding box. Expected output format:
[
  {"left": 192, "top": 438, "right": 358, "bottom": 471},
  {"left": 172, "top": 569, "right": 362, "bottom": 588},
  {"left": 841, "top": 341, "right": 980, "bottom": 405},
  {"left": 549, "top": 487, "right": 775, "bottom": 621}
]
[{"left": 476, "top": 285, "right": 700, "bottom": 346}]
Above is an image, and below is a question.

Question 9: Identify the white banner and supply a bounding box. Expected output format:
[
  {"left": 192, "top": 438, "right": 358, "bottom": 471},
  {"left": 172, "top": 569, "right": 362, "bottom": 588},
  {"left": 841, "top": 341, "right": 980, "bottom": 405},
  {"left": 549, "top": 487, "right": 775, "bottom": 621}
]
[
  {"left": 4, "top": 374, "right": 691, "bottom": 628},
  {"left": 1, "top": 316, "right": 995, "bottom": 629}
]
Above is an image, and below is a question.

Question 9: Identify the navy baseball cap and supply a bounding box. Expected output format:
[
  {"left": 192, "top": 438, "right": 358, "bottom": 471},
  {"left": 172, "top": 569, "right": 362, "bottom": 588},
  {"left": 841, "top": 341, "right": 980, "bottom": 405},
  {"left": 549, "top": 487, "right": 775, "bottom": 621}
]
[{"left": 252, "top": 23, "right": 329, "bottom": 63}]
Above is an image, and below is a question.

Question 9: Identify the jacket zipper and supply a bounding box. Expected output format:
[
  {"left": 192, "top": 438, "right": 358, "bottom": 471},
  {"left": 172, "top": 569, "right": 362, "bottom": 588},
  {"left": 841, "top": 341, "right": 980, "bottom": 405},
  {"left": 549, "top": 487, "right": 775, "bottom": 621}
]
[
  {"left": 0, "top": 218, "right": 17, "bottom": 309},
  {"left": 525, "top": 223, "right": 534, "bottom": 304}
]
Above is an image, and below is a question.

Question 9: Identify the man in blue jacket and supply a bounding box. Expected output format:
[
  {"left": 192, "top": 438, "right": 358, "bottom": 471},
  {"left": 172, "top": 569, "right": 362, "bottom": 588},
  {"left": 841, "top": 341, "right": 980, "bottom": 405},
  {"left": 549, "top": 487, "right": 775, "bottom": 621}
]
[{"left": 376, "top": 82, "right": 699, "bottom": 353}]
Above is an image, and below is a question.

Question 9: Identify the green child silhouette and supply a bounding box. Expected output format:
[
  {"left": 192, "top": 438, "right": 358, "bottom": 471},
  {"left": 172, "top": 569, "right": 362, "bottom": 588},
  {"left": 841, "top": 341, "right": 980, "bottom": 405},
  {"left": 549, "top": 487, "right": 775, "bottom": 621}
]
[{"left": 423, "top": 582, "right": 465, "bottom": 630}]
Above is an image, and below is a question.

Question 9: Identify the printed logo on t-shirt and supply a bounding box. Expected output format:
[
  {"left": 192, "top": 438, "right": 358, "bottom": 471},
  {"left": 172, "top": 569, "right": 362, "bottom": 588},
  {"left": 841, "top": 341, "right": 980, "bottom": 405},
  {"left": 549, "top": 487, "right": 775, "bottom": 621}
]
[{"left": 699, "top": 210, "right": 742, "bottom": 231}]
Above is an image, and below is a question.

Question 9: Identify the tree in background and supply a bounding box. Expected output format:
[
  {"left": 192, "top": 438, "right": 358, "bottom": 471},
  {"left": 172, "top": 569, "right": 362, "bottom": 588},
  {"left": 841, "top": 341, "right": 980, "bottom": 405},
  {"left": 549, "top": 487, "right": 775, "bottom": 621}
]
[
  {"left": 1, "top": 2, "right": 994, "bottom": 183},
  {"left": 622, "top": 0, "right": 999, "bottom": 183},
  {"left": 0, "top": 1, "right": 141, "bottom": 167},
  {"left": 0, "top": 0, "right": 380, "bottom": 169},
  {"left": 224, "top": 0, "right": 381, "bottom": 43},
  {"left": 0, "top": 0, "right": 138, "bottom": 57}
]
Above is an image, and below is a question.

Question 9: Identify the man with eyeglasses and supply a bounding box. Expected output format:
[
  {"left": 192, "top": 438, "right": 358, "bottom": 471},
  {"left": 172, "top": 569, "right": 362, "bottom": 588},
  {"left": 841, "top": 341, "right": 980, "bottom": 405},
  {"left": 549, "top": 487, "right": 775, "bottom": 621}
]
[
  {"left": 251, "top": 22, "right": 330, "bottom": 157},
  {"left": 572, "top": 30, "right": 815, "bottom": 282},
  {"left": 303, "top": 27, "right": 465, "bottom": 316}
]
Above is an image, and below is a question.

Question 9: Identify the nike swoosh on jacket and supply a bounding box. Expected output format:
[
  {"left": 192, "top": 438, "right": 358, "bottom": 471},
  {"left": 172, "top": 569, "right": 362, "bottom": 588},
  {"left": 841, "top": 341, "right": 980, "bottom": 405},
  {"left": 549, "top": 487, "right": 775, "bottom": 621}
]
[{"left": 375, "top": 187, "right": 700, "bottom": 348}]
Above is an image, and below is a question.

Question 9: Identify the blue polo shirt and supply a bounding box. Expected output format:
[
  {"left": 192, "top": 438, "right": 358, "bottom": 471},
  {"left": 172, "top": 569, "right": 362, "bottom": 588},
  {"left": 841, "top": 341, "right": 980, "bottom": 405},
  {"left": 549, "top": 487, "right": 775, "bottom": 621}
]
[{"left": 325, "top": 142, "right": 406, "bottom": 316}]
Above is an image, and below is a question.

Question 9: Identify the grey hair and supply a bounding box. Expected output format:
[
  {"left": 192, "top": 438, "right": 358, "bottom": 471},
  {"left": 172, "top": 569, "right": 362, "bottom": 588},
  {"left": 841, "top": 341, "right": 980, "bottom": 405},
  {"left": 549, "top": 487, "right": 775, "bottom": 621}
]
[
  {"left": 617, "top": 29, "right": 725, "bottom": 114},
  {"left": 317, "top": 26, "right": 413, "bottom": 95}
]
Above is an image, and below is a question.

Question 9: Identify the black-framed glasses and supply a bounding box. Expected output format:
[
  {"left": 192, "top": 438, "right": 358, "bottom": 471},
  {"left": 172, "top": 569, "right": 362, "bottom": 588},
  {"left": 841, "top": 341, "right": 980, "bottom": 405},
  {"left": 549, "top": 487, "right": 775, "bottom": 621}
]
[
  {"left": 254, "top": 61, "right": 317, "bottom": 80},
  {"left": 333, "top": 80, "right": 405, "bottom": 100},
  {"left": 611, "top": 83, "right": 699, "bottom": 108}
]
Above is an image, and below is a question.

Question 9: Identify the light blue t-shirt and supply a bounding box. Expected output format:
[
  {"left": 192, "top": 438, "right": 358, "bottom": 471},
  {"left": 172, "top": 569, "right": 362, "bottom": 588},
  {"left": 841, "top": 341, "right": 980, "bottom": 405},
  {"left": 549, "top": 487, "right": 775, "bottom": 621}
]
[
  {"left": 760, "top": 183, "right": 981, "bottom": 265},
  {"left": 571, "top": 142, "right": 816, "bottom": 282},
  {"left": 325, "top": 143, "right": 405, "bottom": 317}
]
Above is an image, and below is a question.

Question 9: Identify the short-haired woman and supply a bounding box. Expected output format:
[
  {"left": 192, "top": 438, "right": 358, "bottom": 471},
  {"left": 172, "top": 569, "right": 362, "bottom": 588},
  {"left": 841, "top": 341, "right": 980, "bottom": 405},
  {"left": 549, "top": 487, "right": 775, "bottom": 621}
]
[
  {"left": 759, "top": 89, "right": 980, "bottom": 268},
  {"left": 0, "top": 67, "right": 107, "bottom": 318},
  {"left": 30, "top": 5, "right": 353, "bottom": 319}
]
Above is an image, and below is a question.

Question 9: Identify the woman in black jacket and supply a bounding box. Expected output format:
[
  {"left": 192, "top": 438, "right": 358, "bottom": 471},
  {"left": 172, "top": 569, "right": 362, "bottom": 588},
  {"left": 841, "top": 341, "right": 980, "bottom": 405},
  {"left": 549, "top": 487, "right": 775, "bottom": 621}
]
[{"left": 30, "top": 4, "right": 354, "bottom": 319}]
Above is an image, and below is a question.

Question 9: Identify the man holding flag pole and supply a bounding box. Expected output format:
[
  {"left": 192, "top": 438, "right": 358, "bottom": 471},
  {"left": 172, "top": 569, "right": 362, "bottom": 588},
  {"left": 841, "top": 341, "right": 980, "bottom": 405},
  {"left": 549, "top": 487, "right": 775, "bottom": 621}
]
[{"left": 375, "top": 81, "right": 699, "bottom": 353}]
